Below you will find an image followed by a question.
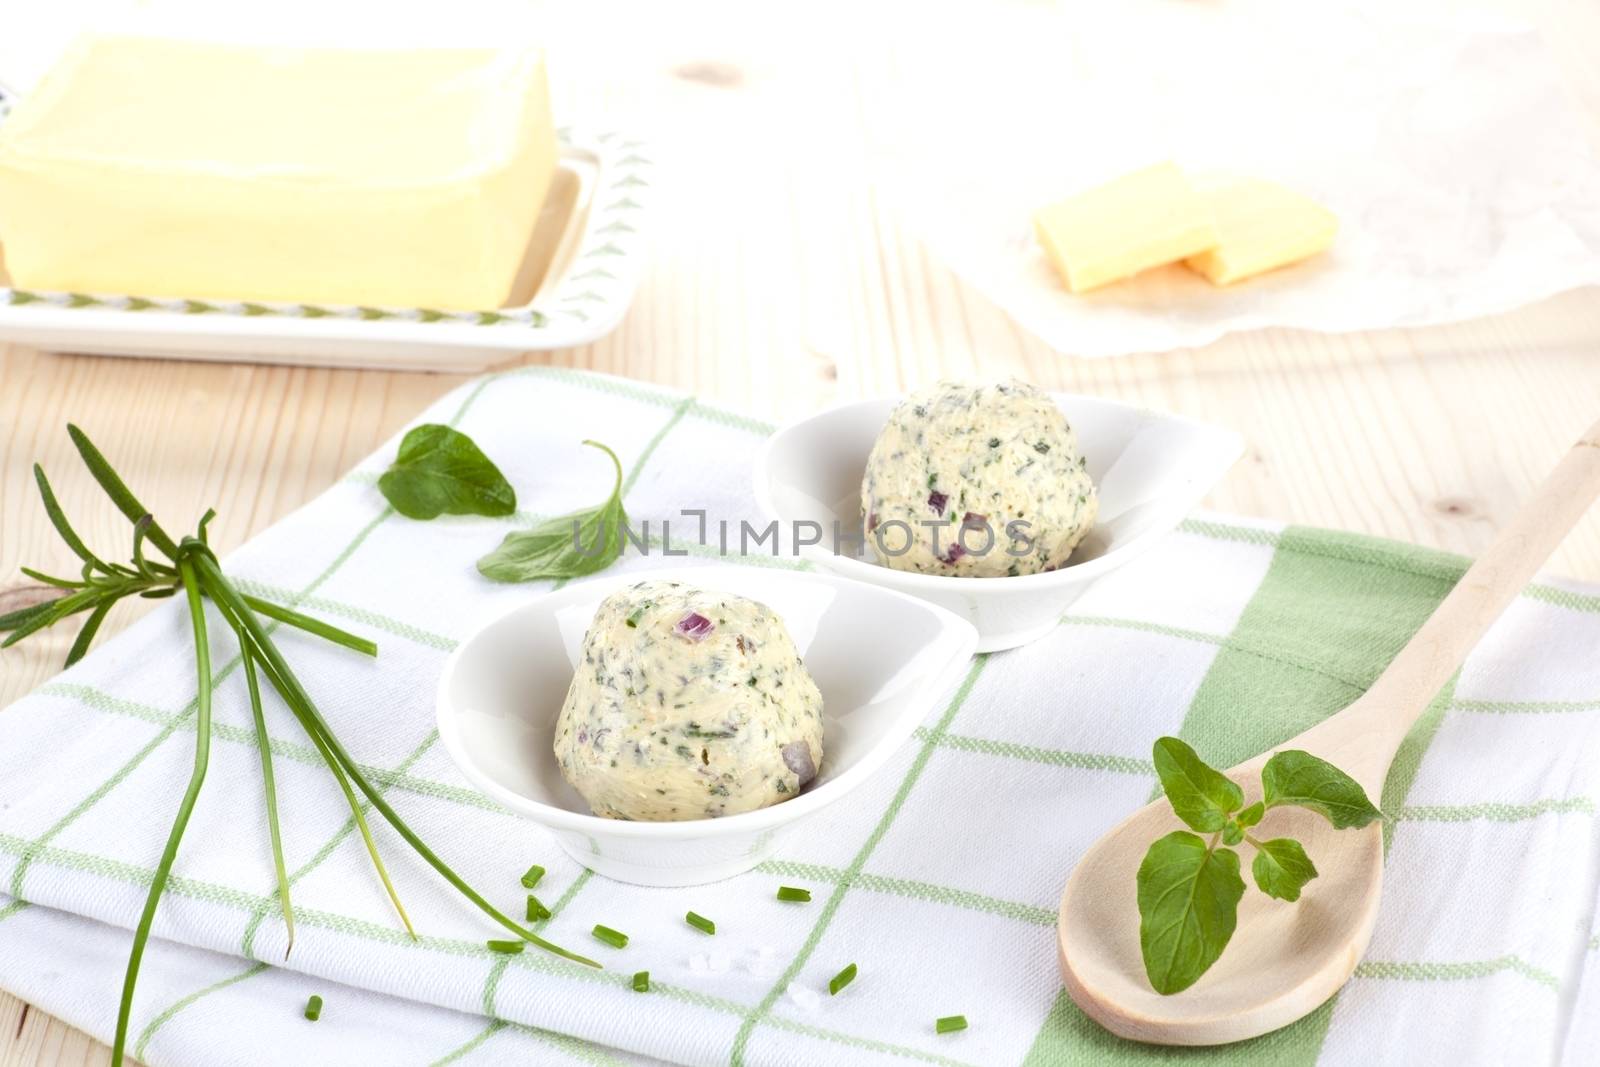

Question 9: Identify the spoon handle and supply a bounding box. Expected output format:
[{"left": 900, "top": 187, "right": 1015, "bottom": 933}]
[{"left": 1339, "top": 417, "right": 1600, "bottom": 781}]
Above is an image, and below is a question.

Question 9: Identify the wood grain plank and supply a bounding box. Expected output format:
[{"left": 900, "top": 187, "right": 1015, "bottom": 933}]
[{"left": 0, "top": 988, "right": 134, "bottom": 1067}]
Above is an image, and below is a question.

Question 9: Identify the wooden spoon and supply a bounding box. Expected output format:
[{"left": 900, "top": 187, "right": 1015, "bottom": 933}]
[{"left": 1057, "top": 416, "right": 1600, "bottom": 1046}]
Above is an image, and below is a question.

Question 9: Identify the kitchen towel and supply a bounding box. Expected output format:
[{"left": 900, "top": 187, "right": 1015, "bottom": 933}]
[
  {"left": 2, "top": 366, "right": 1599, "bottom": 1066},
  {"left": 871, "top": 0, "right": 1600, "bottom": 356}
]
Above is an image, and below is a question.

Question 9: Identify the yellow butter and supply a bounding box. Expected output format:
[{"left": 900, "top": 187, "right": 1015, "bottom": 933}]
[
  {"left": 1184, "top": 177, "right": 1338, "bottom": 286},
  {"left": 0, "top": 35, "right": 559, "bottom": 310},
  {"left": 1033, "top": 162, "right": 1219, "bottom": 293}
]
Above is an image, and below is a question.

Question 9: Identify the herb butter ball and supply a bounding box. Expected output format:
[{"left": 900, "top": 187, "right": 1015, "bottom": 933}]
[
  {"left": 554, "top": 580, "right": 824, "bottom": 821},
  {"left": 861, "top": 380, "right": 1097, "bottom": 577}
]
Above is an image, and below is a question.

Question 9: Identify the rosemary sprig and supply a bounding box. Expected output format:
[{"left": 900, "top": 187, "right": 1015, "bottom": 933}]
[{"left": 2, "top": 426, "right": 599, "bottom": 1064}]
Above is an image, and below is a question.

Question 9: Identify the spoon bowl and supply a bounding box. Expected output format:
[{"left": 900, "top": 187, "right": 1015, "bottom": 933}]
[{"left": 1059, "top": 749, "right": 1384, "bottom": 1044}]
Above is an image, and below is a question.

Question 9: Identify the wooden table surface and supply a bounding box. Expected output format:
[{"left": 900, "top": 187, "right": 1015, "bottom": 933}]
[{"left": 4, "top": 2, "right": 1600, "bottom": 1063}]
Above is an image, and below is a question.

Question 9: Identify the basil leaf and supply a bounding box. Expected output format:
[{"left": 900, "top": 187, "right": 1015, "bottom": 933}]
[
  {"left": 1136, "top": 831, "right": 1245, "bottom": 995},
  {"left": 378, "top": 424, "right": 515, "bottom": 520},
  {"left": 1220, "top": 820, "right": 1244, "bottom": 846},
  {"left": 1235, "top": 801, "right": 1264, "bottom": 829},
  {"left": 477, "top": 441, "right": 628, "bottom": 582},
  {"left": 1251, "top": 838, "right": 1319, "bottom": 902},
  {"left": 1151, "top": 737, "right": 1244, "bottom": 833},
  {"left": 1261, "top": 749, "right": 1383, "bottom": 829},
  {"left": 477, "top": 500, "right": 629, "bottom": 582}
]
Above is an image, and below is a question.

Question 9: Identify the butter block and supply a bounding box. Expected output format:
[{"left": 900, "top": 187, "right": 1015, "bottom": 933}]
[
  {"left": 0, "top": 35, "right": 559, "bottom": 309},
  {"left": 1033, "top": 163, "right": 1219, "bottom": 293},
  {"left": 1184, "top": 177, "right": 1338, "bottom": 285}
]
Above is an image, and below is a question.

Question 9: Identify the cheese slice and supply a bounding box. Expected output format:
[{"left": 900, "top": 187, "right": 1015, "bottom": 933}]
[
  {"left": 0, "top": 34, "right": 559, "bottom": 309},
  {"left": 1183, "top": 177, "right": 1338, "bottom": 286},
  {"left": 1033, "top": 162, "right": 1219, "bottom": 293}
]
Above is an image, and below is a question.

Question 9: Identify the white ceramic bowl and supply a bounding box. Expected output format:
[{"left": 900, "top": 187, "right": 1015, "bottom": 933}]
[
  {"left": 436, "top": 566, "right": 977, "bottom": 886},
  {"left": 753, "top": 394, "right": 1243, "bottom": 652}
]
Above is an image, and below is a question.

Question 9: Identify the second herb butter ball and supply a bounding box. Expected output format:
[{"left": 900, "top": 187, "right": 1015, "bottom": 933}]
[
  {"left": 554, "top": 580, "right": 824, "bottom": 821},
  {"left": 861, "top": 380, "right": 1098, "bottom": 577}
]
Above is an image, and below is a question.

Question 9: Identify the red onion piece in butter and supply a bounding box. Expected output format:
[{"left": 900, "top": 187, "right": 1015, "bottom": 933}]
[
  {"left": 782, "top": 741, "right": 817, "bottom": 787},
  {"left": 675, "top": 612, "right": 715, "bottom": 641}
]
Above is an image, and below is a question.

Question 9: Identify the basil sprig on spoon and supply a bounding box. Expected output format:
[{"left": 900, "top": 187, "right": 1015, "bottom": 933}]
[{"left": 1137, "top": 737, "right": 1381, "bottom": 995}]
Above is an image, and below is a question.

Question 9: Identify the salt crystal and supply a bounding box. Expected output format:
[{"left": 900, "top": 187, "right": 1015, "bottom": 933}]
[
  {"left": 786, "top": 984, "right": 821, "bottom": 1012},
  {"left": 744, "top": 954, "right": 781, "bottom": 978},
  {"left": 743, "top": 945, "right": 782, "bottom": 976}
]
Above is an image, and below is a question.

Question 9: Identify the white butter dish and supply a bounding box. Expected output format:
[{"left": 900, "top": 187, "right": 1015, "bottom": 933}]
[{"left": 0, "top": 76, "right": 649, "bottom": 372}]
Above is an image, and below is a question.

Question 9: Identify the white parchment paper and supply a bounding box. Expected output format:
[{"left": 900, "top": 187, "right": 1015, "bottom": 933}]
[{"left": 872, "top": 0, "right": 1600, "bottom": 356}]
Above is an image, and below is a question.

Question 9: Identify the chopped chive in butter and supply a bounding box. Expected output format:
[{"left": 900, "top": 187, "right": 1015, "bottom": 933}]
[
  {"left": 303, "top": 995, "right": 323, "bottom": 1021},
  {"left": 685, "top": 911, "right": 716, "bottom": 935},
  {"left": 829, "top": 963, "right": 857, "bottom": 995},
  {"left": 776, "top": 886, "right": 811, "bottom": 903},
  {"left": 935, "top": 1015, "right": 968, "bottom": 1034},
  {"left": 527, "top": 894, "right": 551, "bottom": 923},
  {"left": 632, "top": 970, "right": 650, "bottom": 992},
  {"left": 520, "top": 864, "right": 545, "bottom": 889},
  {"left": 486, "top": 939, "right": 524, "bottom": 955},
  {"left": 592, "top": 924, "right": 629, "bottom": 949}
]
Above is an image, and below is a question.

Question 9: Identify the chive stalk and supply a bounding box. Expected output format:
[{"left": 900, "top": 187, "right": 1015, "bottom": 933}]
[
  {"left": 632, "top": 971, "right": 650, "bottom": 992},
  {"left": 241, "top": 594, "right": 378, "bottom": 656},
  {"left": 111, "top": 558, "right": 212, "bottom": 1066},
  {"left": 237, "top": 629, "right": 295, "bottom": 956},
  {"left": 199, "top": 556, "right": 599, "bottom": 969},
  {"left": 275, "top": 663, "right": 414, "bottom": 940},
  {"left": 487, "top": 940, "right": 525, "bottom": 955},
  {"left": 304, "top": 995, "right": 323, "bottom": 1021},
  {"left": 685, "top": 911, "right": 716, "bottom": 935},
  {"left": 520, "top": 864, "right": 546, "bottom": 889},
  {"left": 592, "top": 925, "right": 629, "bottom": 949},
  {"left": 776, "top": 886, "right": 811, "bottom": 903},
  {"left": 527, "top": 895, "right": 551, "bottom": 922},
  {"left": 935, "top": 1015, "right": 968, "bottom": 1034},
  {"left": 828, "top": 963, "right": 857, "bottom": 995}
]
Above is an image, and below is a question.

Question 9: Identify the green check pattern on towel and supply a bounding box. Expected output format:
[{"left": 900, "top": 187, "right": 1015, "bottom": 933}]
[{"left": 2, "top": 368, "right": 1599, "bottom": 1067}]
